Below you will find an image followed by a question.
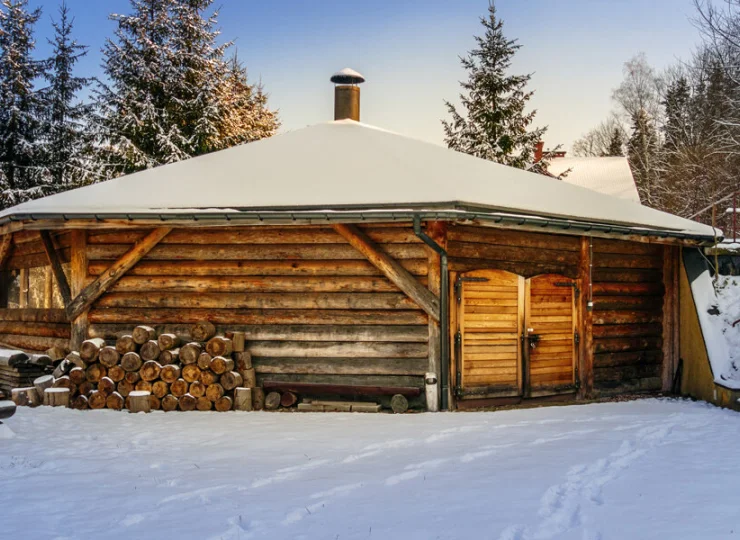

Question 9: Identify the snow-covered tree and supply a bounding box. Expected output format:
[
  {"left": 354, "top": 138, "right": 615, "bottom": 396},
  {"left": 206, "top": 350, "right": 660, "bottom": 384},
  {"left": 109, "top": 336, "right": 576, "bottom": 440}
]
[
  {"left": 606, "top": 128, "right": 625, "bottom": 157},
  {"left": 212, "top": 53, "right": 279, "bottom": 151},
  {"left": 628, "top": 109, "right": 661, "bottom": 206},
  {"left": 572, "top": 117, "right": 625, "bottom": 157},
  {"left": 442, "top": 2, "right": 547, "bottom": 170},
  {"left": 0, "top": 0, "right": 46, "bottom": 208},
  {"left": 40, "top": 2, "right": 94, "bottom": 190}
]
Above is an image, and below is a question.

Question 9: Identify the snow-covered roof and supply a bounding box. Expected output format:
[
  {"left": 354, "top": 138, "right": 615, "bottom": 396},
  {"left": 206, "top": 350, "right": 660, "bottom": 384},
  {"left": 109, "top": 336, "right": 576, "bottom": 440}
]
[
  {"left": 547, "top": 157, "right": 640, "bottom": 203},
  {"left": 0, "top": 120, "right": 718, "bottom": 240}
]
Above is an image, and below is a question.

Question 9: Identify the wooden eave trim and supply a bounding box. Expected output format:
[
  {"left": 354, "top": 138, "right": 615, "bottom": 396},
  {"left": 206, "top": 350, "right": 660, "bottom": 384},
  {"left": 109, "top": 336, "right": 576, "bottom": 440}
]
[
  {"left": 333, "top": 223, "right": 440, "bottom": 321},
  {"left": 65, "top": 227, "right": 171, "bottom": 320}
]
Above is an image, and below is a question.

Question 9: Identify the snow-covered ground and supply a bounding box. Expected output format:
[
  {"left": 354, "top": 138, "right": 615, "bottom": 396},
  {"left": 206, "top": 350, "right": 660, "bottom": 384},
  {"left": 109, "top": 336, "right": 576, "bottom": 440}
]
[{"left": 1, "top": 399, "right": 739, "bottom": 539}]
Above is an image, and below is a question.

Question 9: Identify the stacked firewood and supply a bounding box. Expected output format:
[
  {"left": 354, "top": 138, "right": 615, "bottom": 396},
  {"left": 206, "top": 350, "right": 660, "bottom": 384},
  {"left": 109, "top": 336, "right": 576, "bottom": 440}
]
[
  {"left": 12, "top": 321, "right": 264, "bottom": 412},
  {"left": 0, "top": 351, "right": 52, "bottom": 397}
]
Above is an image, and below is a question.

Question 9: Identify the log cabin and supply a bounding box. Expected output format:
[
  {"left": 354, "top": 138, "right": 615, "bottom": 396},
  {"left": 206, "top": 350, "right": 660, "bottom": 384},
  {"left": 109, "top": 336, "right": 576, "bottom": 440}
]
[{"left": 0, "top": 70, "right": 720, "bottom": 411}]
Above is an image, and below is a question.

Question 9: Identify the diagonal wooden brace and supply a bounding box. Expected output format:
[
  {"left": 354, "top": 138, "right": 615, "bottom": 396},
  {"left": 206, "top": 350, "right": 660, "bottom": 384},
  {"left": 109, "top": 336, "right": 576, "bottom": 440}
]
[
  {"left": 333, "top": 223, "right": 440, "bottom": 321},
  {"left": 65, "top": 227, "right": 172, "bottom": 321},
  {"left": 40, "top": 231, "right": 72, "bottom": 307}
]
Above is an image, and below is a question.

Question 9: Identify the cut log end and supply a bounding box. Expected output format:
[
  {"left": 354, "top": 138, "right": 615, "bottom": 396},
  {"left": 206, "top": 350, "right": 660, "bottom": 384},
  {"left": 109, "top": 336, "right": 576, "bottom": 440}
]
[
  {"left": 265, "top": 391, "right": 281, "bottom": 410},
  {"left": 128, "top": 390, "right": 151, "bottom": 413},
  {"left": 390, "top": 394, "right": 409, "bottom": 414}
]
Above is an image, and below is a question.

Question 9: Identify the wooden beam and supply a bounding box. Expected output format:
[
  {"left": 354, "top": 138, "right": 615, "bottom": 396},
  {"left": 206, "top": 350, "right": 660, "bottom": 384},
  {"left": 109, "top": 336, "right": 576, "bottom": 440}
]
[
  {"left": 578, "top": 237, "right": 594, "bottom": 398},
  {"left": 333, "top": 223, "right": 440, "bottom": 321},
  {"left": 662, "top": 245, "right": 678, "bottom": 391},
  {"left": 69, "top": 230, "right": 89, "bottom": 350},
  {"left": 0, "top": 233, "right": 12, "bottom": 270},
  {"left": 66, "top": 227, "right": 171, "bottom": 321},
  {"left": 40, "top": 231, "right": 72, "bottom": 307}
]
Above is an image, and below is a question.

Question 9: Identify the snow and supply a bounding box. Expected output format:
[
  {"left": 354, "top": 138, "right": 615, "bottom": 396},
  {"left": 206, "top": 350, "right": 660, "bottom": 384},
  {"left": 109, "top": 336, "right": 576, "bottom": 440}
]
[
  {"left": 712, "top": 276, "right": 740, "bottom": 387},
  {"left": 547, "top": 156, "right": 640, "bottom": 203},
  {"left": 0, "top": 121, "right": 718, "bottom": 240},
  {"left": 1, "top": 399, "right": 739, "bottom": 539}
]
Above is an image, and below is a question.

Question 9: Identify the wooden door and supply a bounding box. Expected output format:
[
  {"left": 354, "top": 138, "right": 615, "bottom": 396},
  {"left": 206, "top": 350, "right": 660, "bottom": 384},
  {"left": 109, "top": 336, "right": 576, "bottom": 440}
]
[
  {"left": 456, "top": 270, "right": 524, "bottom": 398},
  {"left": 524, "top": 275, "right": 578, "bottom": 397}
]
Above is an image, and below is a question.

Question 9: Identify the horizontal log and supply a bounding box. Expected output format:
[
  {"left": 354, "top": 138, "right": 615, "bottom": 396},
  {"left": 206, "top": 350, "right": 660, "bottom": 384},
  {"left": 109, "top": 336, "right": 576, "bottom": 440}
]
[
  {"left": 254, "top": 357, "right": 428, "bottom": 376},
  {"left": 593, "top": 350, "right": 663, "bottom": 368},
  {"left": 448, "top": 258, "right": 577, "bottom": 279},
  {"left": 592, "top": 323, "right": 663, "bottom": 339},
  {"left": 592, "top": 269, "right": 663, "bottom": 283},
  {"left": 258, "top": 372, "right": 423, "bottom": 390},
  {"left": 247, "top": 341, "right": 428, "bottom": 359},
  {"left": 0, "top": 309, "right": 68, "bottom": 323},
  {"left": 593, "top": 253, "right": 663, "bottom": 270},
  {"left": 88, "top": 308, "right": 428, "bottom": 326},
  {"left": 448, "top": 241, "right": 580, "bottom": 266},
  {"left": 8, "top": 231, "right": 71, "bottom": 255},
  {"left": 593, "top": 296, "right": 663, "bottom": 311},
  {"left": 87, "top": 243, "right": 427, "bottom": 262},
  {"left": 593, "top": 364, "right": 663, "bottom": 383},
  {"left": 7, "top": 248, "right": 70, "bottom": 269},
  {"left": 591, "top": 238, "right": 663, "bottom": 256},
  {"left": 95, "top": 292, "right": 422, "bottom": 310},
  {"left": 447, "top": 225, "right": 580, "bottom": 251},
  {"left": 87, "top": 226, "right": 422, "bottom": 246},
  {"left": 592, "top": 282, "right": 664, "bottom": 296},
  {"left": 88, "top": 323, "right": 429, "bottom": 343},
  {"left": 593, "top": 336, "right": 663, "bottom": 354},
  {"left": 105, "top": 275, "right": 412, "bottom": 294},
  {"left": 0, "top": 334, "right": 69, "bottom": 352},
  {"left": 262, "top": 380, "right": 422, "bottom": 397},
  {"left": 0, "top": 322, "right": 71, "bottom": 338},
  {"left": 592, "top": 311, "right": 662, "bottom": 325},
  {"left": 88, "top": 259, "right": 428, "bottom": 278}
]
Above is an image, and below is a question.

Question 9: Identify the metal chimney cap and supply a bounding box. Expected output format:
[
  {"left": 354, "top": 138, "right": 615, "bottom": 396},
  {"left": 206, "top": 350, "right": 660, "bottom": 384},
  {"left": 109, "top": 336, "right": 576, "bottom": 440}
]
[{"left": 330, "top": 68, "right": 365, "bottom": 85}]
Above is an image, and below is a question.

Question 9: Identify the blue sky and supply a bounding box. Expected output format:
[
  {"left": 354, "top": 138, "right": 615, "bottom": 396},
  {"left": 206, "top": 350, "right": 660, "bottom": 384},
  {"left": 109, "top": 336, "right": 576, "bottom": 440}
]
[{"left": 28, "top": 0, "right": 705, "bottom": 150}]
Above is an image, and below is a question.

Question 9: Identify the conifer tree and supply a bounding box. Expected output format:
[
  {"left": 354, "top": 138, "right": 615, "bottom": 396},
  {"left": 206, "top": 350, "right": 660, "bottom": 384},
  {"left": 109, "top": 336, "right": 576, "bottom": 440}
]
[
  {"left": 41, "top": 2, "right": 93, "bottom": 189},
  {"left": 606, "top": 128, "right": 624, "bottom": 157},
  {"left": 0, "top": 0, "right": 46, "bottom": 208},
  {"left": 627, "top": 109, "right": 660, "bottom": 205},
  {"left": 442, "top": 2, "right": 546, "bottom": 169}
]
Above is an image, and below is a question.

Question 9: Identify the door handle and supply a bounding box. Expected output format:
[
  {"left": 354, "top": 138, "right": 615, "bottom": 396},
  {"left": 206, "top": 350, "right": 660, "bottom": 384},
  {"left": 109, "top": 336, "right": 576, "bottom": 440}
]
[{"left": 528, "top": 334, "right": 540, "bottom": 349}]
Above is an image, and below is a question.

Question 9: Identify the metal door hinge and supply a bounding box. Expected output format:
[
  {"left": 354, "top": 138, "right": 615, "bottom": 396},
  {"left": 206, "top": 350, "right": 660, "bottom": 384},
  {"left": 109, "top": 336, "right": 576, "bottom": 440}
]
[
  {"left": 455, "top": 331, "right": 462, "bottom": 347},
  {"left": 574, "top": 331, "right": 580, "bottom": 345}
]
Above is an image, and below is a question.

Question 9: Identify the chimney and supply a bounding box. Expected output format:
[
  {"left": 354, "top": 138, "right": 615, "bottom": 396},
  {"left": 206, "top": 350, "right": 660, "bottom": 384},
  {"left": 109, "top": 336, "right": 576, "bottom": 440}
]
[
  {"left": 534, "top": 141, "right": 544, "bottom": 163},
  {"left": 331, "top": 68, "right": 365, "bottom": 122}
]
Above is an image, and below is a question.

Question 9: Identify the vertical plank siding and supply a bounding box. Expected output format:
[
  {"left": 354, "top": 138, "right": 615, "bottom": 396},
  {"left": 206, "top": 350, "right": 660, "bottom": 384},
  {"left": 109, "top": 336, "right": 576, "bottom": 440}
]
[
  {"left": 591, "top": 238, "right": 665, "bottom": 394},
  {"left": 85, "top": 225, "right": 429, "bottom": 393}
]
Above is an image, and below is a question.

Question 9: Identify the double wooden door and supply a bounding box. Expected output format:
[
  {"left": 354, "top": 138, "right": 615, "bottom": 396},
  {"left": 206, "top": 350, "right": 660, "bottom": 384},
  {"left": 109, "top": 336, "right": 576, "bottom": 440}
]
[{"left": 455, "top": 269, "right": 578, "bottom": 399}]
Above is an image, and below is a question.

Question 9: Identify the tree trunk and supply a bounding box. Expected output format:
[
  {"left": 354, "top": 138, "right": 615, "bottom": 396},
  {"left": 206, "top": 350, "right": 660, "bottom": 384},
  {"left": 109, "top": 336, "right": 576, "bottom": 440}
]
[
  {"left": 197, "top": 352, "right": 212, "bottom": 370},
  {"left": 128, "top": 390, "right": 151, "bottom": 413},
  {"left": 189, "top": 380, "right": 206, "bottom": 398},
  {"left": 135, "top": 380, "right": 153, "bottom": 393},
  {"left": 121, "top": 352, "right": 142, "bottom": 372},
  {"left": 182, "top": 364, "right": 202, "bottom": 383},
  {"left": 44, "top": 388, "right": 70, "bottom": 407},
  {"left": 221, "top": 371, "right": 243, "bottom": 391},
  {"left": 205, "top": 383, "right": 224, "bottom": 402},
  {"left": 140, "top": 340, "right": 161, "bottom": 362},
  {"left": 108, "top": 365, "right": 125, "bottom": 383},
  {"left": 252, "top": 387, "right": 265, "bottom": 411},
  {"left": 117, "top": 380, "right": 134, "bottom": 397},
  {"left": 86, "top": 363, "right": 107, "bottom": 383},
  {"left": 160, "top": 364, "right": 181, "bottom": 384},
  {"left": 149, "top": 395, "right": 161, "bottom": 411},
  {"left": 206, "top": 336, "right": 233, "bottom": 358},
  {"left": 115, "top": 335, "right": 137, "bottom": 354},
  {"left": 34, "top": 374, "right": 54, "bottom": 397},
  {"left": 230, "top": 331, "right": 246, "bottom": 353},
  {"left": 78, "top": 381, "right": 93, "bottom": 397},
  {"left": 80, "top": 338, "right": 106, "bottom": 362},
  {"left": 196, "top": 396, "right": 212, "bottom": 411},
  {"left": 70, "top": 394, "right": 89, "bottom": 410},
  {"left": 52, "top": 359, "right": 72, "bottom": 379},
  {"left": 280, "top": 391, "right": 298, "bottom": 408},
  {"left": 124, "top": 371, "right": 140, "bottom": 384},
  {"left": 265, "top": 391, "right": 281, "bottom": 410},
  {"left": 106, "top": 392, "right": 124, "bottom": 410},
  {"left": 390, "top": 394, "right": 409, "bottom": 414},
  {"left": 157, "top": 333, "right": 180, "bottom": 351},
  {"left": 179, "top": 393, "right": 197, "bottom": 411},
  {"left": 234, "top": 351, "right": 252, "bottom": 371},
  {"left": 152, "top": 380, "right": 169, "bottom": 399},
  {"left": 241, "top": 367, "right": 257, "bottom": 388},
  {"left": 98, "top": 376, "right": 116, "bottom": 396},
  {"left": 161, "top": 394, "right": 179, "bottom": 412},
  {"left": 88, "top": 390, "right": 106, "bottom": 409},
  {"left": 66, "top": 351, "right": 87, "bottom": 369},
  {"left": 234, "top": 387, "right": 253, "bottom": 411},
  {"left": 159, "top": 348, "right": 179, "bottom": 365},
  {"left": 132, "top": 326, "right": 156, "bottom": 345},
  {"left": 11, "top": 387, "right": 39, "bottom": 407},
  {"left": 215, "top": 396, "right": 233, "bottom": 412},
  {"left": 69, "top": 367, "right": 87, "bottom": 385},
  {"left": 180, "top": 343, "right": 203, "bottom": 365},
  {"left": 99, "top": 346, "right": 120, "bottom": 368},
  {"left": 199, "top": 370, "right": 218, "bottom": 386},
  {"left": 191, "top": 320, "right": 216, "bottom": 342},
  {"left": 140, "top": 361, "right": 163, "bottom": 382},
  {"left": 209, "top": 356, "right": 234, "bottom": 375},
  {"left": 170, "top": 378, "right": 188, "bottom": 397}
]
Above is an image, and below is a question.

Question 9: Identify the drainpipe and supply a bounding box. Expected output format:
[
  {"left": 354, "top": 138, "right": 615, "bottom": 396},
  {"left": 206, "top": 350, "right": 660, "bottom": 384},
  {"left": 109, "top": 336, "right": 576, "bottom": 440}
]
[{"left": 413, "top": 216, "right": 449, "bottom": 411}]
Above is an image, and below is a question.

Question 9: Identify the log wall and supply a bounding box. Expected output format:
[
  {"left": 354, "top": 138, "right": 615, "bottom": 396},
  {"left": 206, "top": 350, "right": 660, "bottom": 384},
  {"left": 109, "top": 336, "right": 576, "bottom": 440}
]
[
  {"left": 84, "top": 225, "right": 430, "bottom": 400},
  {"left": 0, "top": 309, "right": 70, "bottom": 351},
  {"left": 591, "top": 238, "right": 665, "bottom": 394}
]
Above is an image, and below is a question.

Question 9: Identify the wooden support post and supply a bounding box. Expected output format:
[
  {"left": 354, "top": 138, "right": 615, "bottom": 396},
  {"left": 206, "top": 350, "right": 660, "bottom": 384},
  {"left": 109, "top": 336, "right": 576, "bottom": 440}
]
[
  {"left": 333, "top": 223, "right": 439, "bottom": 321},
  {"left": 66, "top": 227, "right": 171, "bottom": 321},
  {"left": 578, "top": 237, "right": 594, "bottom": 399},
  {"left": 662, "top": 245, "right": 678, "bottom": 392},
  {"left": 425, "top": 221, "right": 446, "bottom": 412},
  {"left": 0, "top": 234, "right": 12, "bottom": 270},
  {"left": 43, "top": 267, "right": 53, "bottom": 308},
  {"left": 19, "top": 268, "right": 28, "bottom": 308},
  {"left": 70, "top": 230, "right": 88, "bottom": 351},
  {"left": 40, "top": 231, "right": 72, "bottom": 306}
]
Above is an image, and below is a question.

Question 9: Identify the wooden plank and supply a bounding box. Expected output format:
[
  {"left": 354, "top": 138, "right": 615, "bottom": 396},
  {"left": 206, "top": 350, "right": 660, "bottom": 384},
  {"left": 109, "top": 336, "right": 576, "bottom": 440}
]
[
  {"left": 579, "top": 237, "right": 594, "bottom": 398},
  {"left": 0, "top": 234, "right": 12, "bottom": 270},
  {"left": 661, "top": 246, "right": 676, "bottom": 391},
  {"left": 88, "top": 308, "right": 428, "bottom": 326},
  {"left": 18, "top": 268, "right": 28, "bottom": 308},
  {"left": 66, "top": 228, "right": 171, "bottom": 320},
  {"left": 262, "top": 379, "right": 422, "bottom": 398},
  {"left": 333, "top": 223, "right": 440, "bottom": 321},
  {"left": 69, "top": 230, "right": 88, "bottom": 350},
  {"left": 254, "top": 357, "right": 428, "bottom": 376},
  {"left": 40, "top": 230, "right": 72, "bottom": 307},
  {"left": 88, "top": 259, "right": 428, "bottom": 277}
]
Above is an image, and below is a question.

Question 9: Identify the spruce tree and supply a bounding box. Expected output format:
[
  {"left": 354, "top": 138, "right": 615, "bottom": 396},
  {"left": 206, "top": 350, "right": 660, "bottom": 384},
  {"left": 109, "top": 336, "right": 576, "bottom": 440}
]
[
  {"left": 212, "top": 53, "right": 280, "bottom": 151},
  {"left": 0, "top": 0, "right": 46, "bottom": 208},
  {"left": 442, "top": 2, "right": 546, "bottom": 169},
  {"left": 606, "top": 128, "right": 624, "bottom": 157},
  {"left": 41, "top": 2, "right": 93, "bottom": 190},
  {"left": 627, "top": 109, "right": 660, "bottom": 205}
]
